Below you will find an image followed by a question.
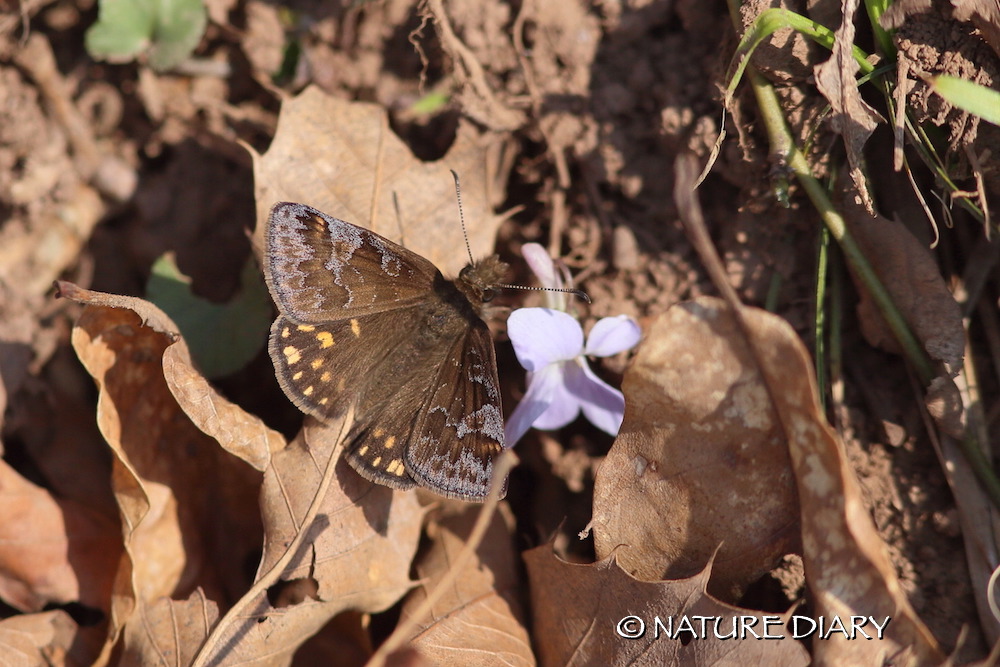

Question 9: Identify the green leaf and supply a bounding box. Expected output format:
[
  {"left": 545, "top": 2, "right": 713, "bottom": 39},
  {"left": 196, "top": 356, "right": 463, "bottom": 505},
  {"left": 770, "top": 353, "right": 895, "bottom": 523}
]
[
  {"left": 85, "top": 0, "right": 155, "bottom": 62},
  {"left": 85, "top": 0, "right": 207, "bottom": 71},
  {"left": 409, "top": 91, "right": 451, "bottom": 116},
  {"left": 148, "top": 0, "right": 208, "bottom": 71},
  {"left": 147, "top": 253, "right": 272, "bottom": 379},
  {"left": 863, "top": 0, "right": 896, "bottom": 58},
  {"left": 930, "top": 75, "right": 1000, "bottom": 126}
]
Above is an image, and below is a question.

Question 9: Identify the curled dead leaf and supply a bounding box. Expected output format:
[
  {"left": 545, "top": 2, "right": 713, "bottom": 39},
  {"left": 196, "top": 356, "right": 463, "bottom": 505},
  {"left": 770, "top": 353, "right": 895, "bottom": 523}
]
[
  {"left": 60, "top": 282, "right": 264, "bottom": 658},
  {"left": 813, "top": 0, "right": 882, "bottom": 215},
  {"left": 591, "top": 298, "right": 800, "bottom": 601},
  {"left": 60, "top": 280, "right": 427, "bottom": 663},
  {"left": 162, "top": 343, "right": 283, "bottom": 472},
  {"left": 839, "top": 189, "right": 964, "bottom": 372},
  {"left": 738, "top": 289, "right": 945, "bottom": 665},
  {"left": 671, "top": 153, "right": 945, "bottom": 663},
  {"left": 592, "top": 290, "right": 945, "bottom": 664}
]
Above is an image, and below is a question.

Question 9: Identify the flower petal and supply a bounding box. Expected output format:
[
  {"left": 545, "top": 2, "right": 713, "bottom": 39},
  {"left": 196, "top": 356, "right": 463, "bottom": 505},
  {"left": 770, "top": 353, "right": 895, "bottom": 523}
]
[
  {"left": 522, "top": 243, "right": 560, "bottom": 289},
  {"left": 504, "top": 365, "right": 560, "bottom": 446},
  {"left": 584, "top": 315, "right": 642, "bottom": 357},
  {"left": 508, "top": 308, "right": 584, "bottom": 371},
  {"left": 530, "top": 362, "right": 582, "bottom": 430},
  {"left": 565, "top": 359, "right": 626, "bottom": 436},
  {"left": 522, "top": 243, "right": 570, "bottom": 310}
]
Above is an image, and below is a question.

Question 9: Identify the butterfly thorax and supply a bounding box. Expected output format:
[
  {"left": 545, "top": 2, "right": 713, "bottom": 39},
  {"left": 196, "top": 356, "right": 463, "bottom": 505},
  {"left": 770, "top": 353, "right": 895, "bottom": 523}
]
[{"left": 409, "top": 258, "right": 505, "bottom": 356}]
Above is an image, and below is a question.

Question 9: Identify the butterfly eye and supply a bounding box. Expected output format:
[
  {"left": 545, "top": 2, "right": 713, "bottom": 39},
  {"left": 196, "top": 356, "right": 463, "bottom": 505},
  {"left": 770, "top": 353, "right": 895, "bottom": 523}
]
[{"left": 482, "top": 287, "right": 498, "bottom": 302}]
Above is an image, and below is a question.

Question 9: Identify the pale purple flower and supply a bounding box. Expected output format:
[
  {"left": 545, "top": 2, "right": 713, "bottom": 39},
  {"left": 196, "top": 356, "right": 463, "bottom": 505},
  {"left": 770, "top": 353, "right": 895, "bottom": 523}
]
[
  {"left": 504, "top": 243, "right": 641, "bottom": 445},
  {"left": 521, "top": 242, "right": 571, "bottom": 310}
]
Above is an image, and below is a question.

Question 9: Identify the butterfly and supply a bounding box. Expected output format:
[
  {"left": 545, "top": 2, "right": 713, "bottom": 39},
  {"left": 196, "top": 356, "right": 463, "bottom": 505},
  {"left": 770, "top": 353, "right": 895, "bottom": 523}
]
[{"left": 263, "top": 202, "right": 509, "bottom": 501}]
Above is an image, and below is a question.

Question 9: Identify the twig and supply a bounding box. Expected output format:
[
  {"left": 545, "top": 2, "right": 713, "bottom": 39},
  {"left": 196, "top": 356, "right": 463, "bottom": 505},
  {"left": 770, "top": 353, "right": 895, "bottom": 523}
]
[{"left": 423, "top": 0, "right": 523, "bottom": 130}]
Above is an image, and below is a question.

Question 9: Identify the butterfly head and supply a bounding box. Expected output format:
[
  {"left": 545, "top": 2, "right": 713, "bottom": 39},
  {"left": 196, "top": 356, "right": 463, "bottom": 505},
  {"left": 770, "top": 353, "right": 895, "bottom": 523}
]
[{"left": 457, "top": 255, "right": 510, "bottom": 309}]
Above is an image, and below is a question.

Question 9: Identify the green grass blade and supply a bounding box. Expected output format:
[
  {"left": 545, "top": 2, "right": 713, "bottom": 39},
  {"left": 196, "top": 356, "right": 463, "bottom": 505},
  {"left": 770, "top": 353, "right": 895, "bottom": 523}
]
[{"left": 930, "top": 75, "right": 1000, "bottom": 126}]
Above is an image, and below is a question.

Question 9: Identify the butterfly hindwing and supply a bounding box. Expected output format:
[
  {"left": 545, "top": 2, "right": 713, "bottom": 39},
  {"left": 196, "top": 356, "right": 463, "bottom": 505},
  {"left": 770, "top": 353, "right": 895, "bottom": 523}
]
[
  {"left": 340, "top": 366, "right": 435, "bottom": 492},
  {"left": 404, "top": 320, "right": 504, "bottom": 500},
  {"left": 270, "top": 314, "right": 374, "bottom": 421},
  {"left": 265, "top": 202, "right": 440, "bottom": 321},
  {"left": 269, "top": 294, "right": 436, "bottom": 419}
]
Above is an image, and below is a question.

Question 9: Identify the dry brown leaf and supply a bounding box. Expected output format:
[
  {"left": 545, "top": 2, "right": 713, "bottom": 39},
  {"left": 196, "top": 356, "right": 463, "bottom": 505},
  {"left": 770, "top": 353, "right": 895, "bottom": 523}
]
[
  {"left": 59, "top": 281, "right": 426, "bottom": 663},
  {"left": 119, "top": 589, "right": 219, "bottom": 666},
  {"left": 399, "top": 504, "right": 532, "bottom": 666},
  {"left": 60, "top": 282, "right": 263, "bottom": 659},
  {"left": 163, "top": 343, "right": 284, "bottom": 472},
  {"left": 250, "top": 87, "right": 504, "bottom": 277},
  {"left": 258, "top": 426, "right": 422, "bottom": 613},
  {"left": 839, "top": 183, "right": 964, "bottom": 371},
  {"left": 814, "top": 0, "right": 882, "bottom": 214},
  {"left": 671, "top": 155, "right": 944, "bottom": 664},
  {"left": 591, "top": 299, "right": 800, "bottom": 601},
  {"left": 193, "top": 421, "right": 424, "bottom": 665},
  {"left": 590, "top": 295, "right": 944, "bottom": 663},
  {"left": 738, "top": 292, "right": 945, "bottom": 665},
  {"left": 0, "top": 458, "right": 119, "bottom": 613},
  {"left": 0, "top": 610, "right": 78, "bottom": 666},
  {"left": 524, "top": 546, "right": 809, "bottom": 666}
]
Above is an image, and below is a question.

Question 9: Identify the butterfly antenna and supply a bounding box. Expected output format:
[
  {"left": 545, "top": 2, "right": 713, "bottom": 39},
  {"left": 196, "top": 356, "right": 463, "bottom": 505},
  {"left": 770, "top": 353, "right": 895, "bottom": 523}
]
[
  {"left": 495, "top": 283, "right": 592, "bottom": 303},
  {"left": 391, "top": 190, "right": 408, "bottom": 247},
  {"left": 450, "top": 170, "right": 591, "bottom": 304},
  {"left": 450, "top": 170, "right": 476, "bottom": 265}
]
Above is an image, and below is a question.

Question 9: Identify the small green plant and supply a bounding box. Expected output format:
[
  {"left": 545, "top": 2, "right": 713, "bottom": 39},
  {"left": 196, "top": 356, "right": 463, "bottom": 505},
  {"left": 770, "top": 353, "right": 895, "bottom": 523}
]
[
  {"left": 146, "top": 253, "right": 272, "bottom": 379},
  {"left": 85, "top": 0, "right": 207, "bottom": 71},
  {"left": 725, "top": 5, "right": 986, "bottom": 224}
]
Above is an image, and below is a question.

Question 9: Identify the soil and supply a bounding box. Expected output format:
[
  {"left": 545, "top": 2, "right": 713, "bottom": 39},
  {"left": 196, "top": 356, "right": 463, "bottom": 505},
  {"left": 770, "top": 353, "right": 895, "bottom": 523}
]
[{"left": 1, "top": 0, "right": 998, "bottom": 664}]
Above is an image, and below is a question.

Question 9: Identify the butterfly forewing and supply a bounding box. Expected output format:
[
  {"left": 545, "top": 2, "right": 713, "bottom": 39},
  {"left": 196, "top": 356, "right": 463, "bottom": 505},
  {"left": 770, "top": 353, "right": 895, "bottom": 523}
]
[{"left": 266, "top": 202, "right": 440, "bottom": 321}]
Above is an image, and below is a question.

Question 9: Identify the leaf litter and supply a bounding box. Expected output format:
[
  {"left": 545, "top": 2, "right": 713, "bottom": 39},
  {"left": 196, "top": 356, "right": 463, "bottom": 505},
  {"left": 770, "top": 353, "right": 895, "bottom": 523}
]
[{"left": 1, "top": 0, "right": 998, "bottom": 664}]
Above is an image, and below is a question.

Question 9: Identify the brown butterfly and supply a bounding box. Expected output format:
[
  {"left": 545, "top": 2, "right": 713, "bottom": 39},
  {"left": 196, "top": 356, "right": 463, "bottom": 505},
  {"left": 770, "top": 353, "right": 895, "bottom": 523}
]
[{"left": 263, "top": 202, "right": 509, "bottom": 501}]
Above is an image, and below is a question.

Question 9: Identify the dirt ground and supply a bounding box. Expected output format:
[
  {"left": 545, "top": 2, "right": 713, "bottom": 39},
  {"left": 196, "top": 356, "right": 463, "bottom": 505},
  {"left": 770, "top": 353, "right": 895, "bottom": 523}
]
[{"left": 1, "top": 0, "right": 999, "bottom": 664}]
